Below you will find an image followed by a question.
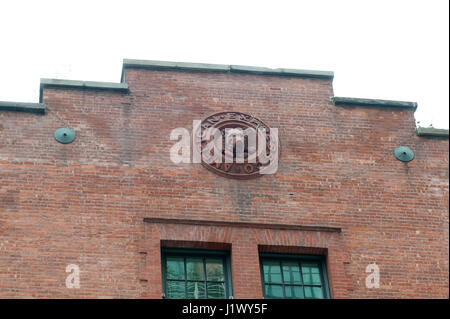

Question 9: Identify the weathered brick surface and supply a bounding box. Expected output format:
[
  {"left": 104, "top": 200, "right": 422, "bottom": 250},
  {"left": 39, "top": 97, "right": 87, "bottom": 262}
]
[{"left": 0, "top": 67, "right": 448, "bottom": 298}]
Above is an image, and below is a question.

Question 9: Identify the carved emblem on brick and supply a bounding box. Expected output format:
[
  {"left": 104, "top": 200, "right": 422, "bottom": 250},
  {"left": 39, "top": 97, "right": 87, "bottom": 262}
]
[{"left": 194, "top": 111, "right": 279, "bottom": 179}]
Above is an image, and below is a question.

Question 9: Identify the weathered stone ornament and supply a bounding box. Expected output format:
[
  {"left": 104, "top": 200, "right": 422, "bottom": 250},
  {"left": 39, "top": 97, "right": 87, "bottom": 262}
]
[
  {"left": 394, "top": 146, "right": 414, "bottom": 162},
  {"left": 194, "top": 111, "right": 279, "bottom": 179},
  {"left": 54, "top": 128, "right": 75, "bottom": 144}
]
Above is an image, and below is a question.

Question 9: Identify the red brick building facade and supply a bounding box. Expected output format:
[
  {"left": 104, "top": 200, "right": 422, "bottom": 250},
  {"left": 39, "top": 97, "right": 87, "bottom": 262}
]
[{"left": 0, "top": 59, "right": 448, "bottom": 298}]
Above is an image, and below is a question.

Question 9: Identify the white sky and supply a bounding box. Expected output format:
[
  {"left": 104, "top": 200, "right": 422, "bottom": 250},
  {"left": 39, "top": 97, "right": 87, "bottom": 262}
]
[{"left": 0, "top": 0, "right": 448, "bottom": 129}]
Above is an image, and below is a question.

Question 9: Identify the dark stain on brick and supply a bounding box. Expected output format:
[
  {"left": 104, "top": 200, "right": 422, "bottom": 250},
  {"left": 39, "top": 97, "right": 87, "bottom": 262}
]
[
  {"left": 230, "top": 181, "right": 252, "bottom": 219},
  {"left": 0, "top": 190, "right": 17, "bottom": 210}
]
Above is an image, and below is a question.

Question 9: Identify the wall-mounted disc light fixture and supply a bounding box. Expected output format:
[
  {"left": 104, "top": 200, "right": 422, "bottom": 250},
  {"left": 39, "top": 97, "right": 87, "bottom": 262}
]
[
  {"left": 54, "top": 128, "right": 75, "bottom": 144},
  {"left": 394, "top": 146, "right": 414, "bottom": 162}
]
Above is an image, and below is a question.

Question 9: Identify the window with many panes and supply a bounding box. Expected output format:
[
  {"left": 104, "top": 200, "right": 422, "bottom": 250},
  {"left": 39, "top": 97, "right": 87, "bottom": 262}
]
[
  {"left": 260, "top": 254, "right": 330, "bottom": 299},
  {"left": 162, "top": 248, "right": 233, "bottom": 299}
]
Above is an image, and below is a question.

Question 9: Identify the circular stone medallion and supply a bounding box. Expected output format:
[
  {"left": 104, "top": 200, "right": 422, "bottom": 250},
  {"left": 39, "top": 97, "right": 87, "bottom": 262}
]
[{"left": 194, "top": 111, "right": 279, "bottom": 179}]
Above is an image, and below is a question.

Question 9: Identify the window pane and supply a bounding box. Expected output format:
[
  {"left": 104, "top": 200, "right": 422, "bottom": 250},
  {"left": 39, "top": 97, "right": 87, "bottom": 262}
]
[
  {"left": 167, "top": 280, "right": 185, "bottom": 298},
  {"left": 206, "top": 258, "right": 224, "bottom": 281},
  {"left": 301, "top": 263, "right": 322, "bottom": 285},
  {"left": 304, "top": 286, "right": 313, "bottom": 298},
  {"left": 263, "top": 260, "right": 282, "bottom": 283},
  {"left": 186, "top": 258, "right": 205, "bottom": 280},
  {"left": 285, "top": 285, "right": 304, "bottom": 299},
  {"left": 260, "top": 256, "right": 328, "bottom": 299},
  {"left": 166, "top": 257, "right": 185, "bottom": 280},
  {"left": 312, "top": 286, "right": 324, "bottom": 299},
  {"left": 187, "top": 281, "right": 206, "bottom": 299},
  {"left": 282, "top": 261, "right": 301, "bottom": 284},
  {"left": 264, "top": 284, "right": 283, "bottom": 298},
  {"left": 207, "top": 282, "right": 226, "bottom": 299}
]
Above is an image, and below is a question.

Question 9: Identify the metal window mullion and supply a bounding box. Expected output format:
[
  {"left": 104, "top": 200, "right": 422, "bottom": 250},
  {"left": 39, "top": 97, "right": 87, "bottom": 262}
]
[
  {"left": 183, "top": 256, "right": 188, "bottom": 298},
  {"left": 279, "top": 260, "right": 286, "bottom": 298},
  {"left": 260, "top": 258, "right": 266, "bottom": 298},
  {"left": 265, "top": 261, "right": 271, "bottom": 297},
  {"left": 318, "top": 261, "right": 327, "bottom": 298},
  {"left": 186, "top": 279, "right": 224, "bottom": 283},
  {"left": 222, "top": 256, "right": 229, "bottom": 298},
  {"left": 162, "top": 255, "right": 166, "bottom": 298},
  {"left": 284, "top": 261, "right": 295, "bottom": 298},
  {"left": 264, "top": 283, "right": 302, "bottom": 286},
  {"left": 298, "top": 260, "right": 306, "bottom": 299},
  {"left": 203, "top": 256, "right": 207, "bottom": 298}
]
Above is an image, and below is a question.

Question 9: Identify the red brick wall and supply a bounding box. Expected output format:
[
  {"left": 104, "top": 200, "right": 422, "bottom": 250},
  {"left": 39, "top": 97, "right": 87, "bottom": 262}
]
[{"left": 0, "top": 68, "right": 448, "bottom": 298}]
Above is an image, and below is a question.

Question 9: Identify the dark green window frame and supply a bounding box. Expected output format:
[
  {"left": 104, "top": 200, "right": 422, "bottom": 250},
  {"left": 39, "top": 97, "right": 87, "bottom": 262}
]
[
  {"left": 161, "top": 248, "right": 233, "bottom": 299},
  {"left": 259, "top": 253, "right": 331, "bottom": 299}
]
